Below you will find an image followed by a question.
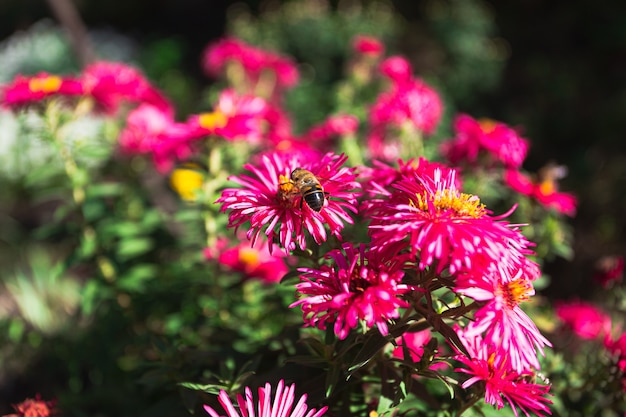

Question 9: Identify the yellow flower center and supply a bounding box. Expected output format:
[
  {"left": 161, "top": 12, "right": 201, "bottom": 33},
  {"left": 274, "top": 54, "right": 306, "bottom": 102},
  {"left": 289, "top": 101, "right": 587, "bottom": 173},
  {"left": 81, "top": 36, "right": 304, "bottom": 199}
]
[
  {"left": 28, "top": 76, "right": 62, "bottom": 93},
  {"left": 238, "top": 247, "right": 261, "bottom": 268},
  {"left": 198, "top": 111, "right": 228, "bottom": 130},
  {"left": 499, "top": 278, "right": 533, "bottom": 309},
  {"left": 537, "top": 179, "right": 556, "bottom": 196},
  {"left": 412, "top": 189, "right": 486, "bottom": 218},
  {"left": 478, "top": 118, "right": 497, "bottom": 134},
  {"left": 276, "top": 139, "right": 294, "bottom": 152},
  {"left": 277, "top": 174, "right": 298, "bottom": 205}
]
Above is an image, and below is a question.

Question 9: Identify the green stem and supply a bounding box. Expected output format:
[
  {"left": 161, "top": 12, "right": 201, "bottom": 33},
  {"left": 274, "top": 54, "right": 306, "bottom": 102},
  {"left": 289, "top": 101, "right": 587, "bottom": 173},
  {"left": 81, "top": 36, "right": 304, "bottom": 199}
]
[
  {"left": 46, "top": 101, "right": 116, "bottom": 282},
  {"left": 203, "top": 142, "right": 228, "bottom": 248},
  {"left": 339, "top": 133, "right": 365, "bottom": 167}
]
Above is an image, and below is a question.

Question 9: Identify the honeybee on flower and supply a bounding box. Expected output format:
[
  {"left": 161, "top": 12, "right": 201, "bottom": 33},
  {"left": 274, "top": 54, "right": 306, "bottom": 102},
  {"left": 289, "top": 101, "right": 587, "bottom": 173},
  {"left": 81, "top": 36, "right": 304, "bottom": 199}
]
[
  {"left": 217, "top": 152, "right": 360, "bottom": 254},
  {"left": 279, "top": 168, "right": 326, "bottom": 212}
]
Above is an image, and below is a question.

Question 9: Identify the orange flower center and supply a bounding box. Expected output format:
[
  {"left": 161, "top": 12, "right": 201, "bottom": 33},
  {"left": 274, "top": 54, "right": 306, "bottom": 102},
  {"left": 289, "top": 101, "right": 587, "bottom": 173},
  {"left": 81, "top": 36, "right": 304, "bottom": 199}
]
[
  {"left": 238, "top": 247, "right": 261, "bottom": 269},
  {"left": 28, "top": 76, "right": 62, "bottom": 93},
  {"left": 413, "top": 190, "right": 486, "bottom": 218},
  {"left": 498, "top": 278, "right": 533, "bottom": 309},
  {"left": 198, "top": 111, "right": 228, "bottom": 130},
  {"left": 537, "top": 179, "right": 556, "bottom": 196},
  {"left": 478, "top": 118, "right": 497, "bottom": 133},
  {"left": 276, "top": 139, "right": 294, "bottom": 152}
]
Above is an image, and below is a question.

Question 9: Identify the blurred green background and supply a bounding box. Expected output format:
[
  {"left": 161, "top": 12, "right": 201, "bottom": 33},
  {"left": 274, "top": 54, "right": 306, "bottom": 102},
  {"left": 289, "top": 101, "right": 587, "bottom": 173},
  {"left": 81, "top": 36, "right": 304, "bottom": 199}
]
[{"left": 0, "top": 0, "right": 624, "bottom": 415}]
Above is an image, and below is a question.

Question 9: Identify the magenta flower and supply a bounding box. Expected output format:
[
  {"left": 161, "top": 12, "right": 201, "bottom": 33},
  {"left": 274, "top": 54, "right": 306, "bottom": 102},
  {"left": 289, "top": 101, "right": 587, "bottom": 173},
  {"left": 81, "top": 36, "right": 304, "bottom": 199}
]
[
  {"left": 379, "top": 55, "right": 413, "bottom": 84},
  {"left": 368, "top": 167, "right": 535, "bottom": 275},
  {"left": 369, "top": 78, "right": 443, "bottom": 134},
  {"left": 1, "top": 73, "right": 83, "bottom": 107},
  {"left": 367, "top": 75, "right": 443, "bottom": 160},
  {"left": 359, "top": 157, "right": 459, "bottom": 200},
  {"left": 301, "top": 114, "right": 359, "bottom": 152},
  {"left": 555, "top": 299, "right": 612, "bottom": 340},
  {"left": 504, "top": 168, "right": 577, "bottom": 217},
  {"left": 186, "top": 89, "right": 268, "bottom": 144},
  {"left": 81, "top": 61, "right": 173, "bottom": 115},
  {"left": 454, "top": 330, "right": 553, "bottom": 417},
  {"left": 352, "top": 34, "right": 385, "bottom": 57},
  {"left": 455, "top": 260, "right": 551, "bottom": 372},
  {"left": 203, "top": 379, "right": 327, "bottom": 417},
  {"left": 217, "top": 152, "right": 359, "bottom": 254},
  {"left": 214, "top": 238, "right": 291, "bottom": 284},
  {"left": 441, "top": 114, "right": 529, "bottom": 169},
  {"left": 290, "top": 243, "right": 411, "bottom": 340},
  {"left": 118, "top": 103, "right": 196, "bottom": 172},
  {"left": 202, "top": 37, "right": 299, "bottom": 90}
]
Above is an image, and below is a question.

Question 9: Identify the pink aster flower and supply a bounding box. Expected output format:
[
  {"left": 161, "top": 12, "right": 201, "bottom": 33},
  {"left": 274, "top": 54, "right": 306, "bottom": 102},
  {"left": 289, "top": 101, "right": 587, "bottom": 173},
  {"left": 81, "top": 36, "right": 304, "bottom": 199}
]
[
  {"left": 367, "top": 78, "right": 443, "bottom": 160},
  {"left": 441, "top": 114, "right": 529, "bottom": 169},
  {"left": 214, "top": 238, "right": 291, "bottom": 284},
  {"left": 455, "top": 259, "right": 551, "bottom": 372},
  {"left": 202, "top": 37, "right": 299, "bottom": 91},
  {"left": 217, "top": 152, "right": 360, "bottom": 254},
  {"left": 555, "top": 300, "right": 612, "bottom": 340},
  {"left": 186, "top": 89, "right": 268, "bottom": 144},
  {"left": 262, "top": 102, "right": 297, "bottom": 145},
  {"left": 203, "top": 379, "right": 327, "bottom": 417},
  {"left": 454, "top": 329, "right": 552, "bottom": 417},
  {"left": 301, "top": 114, "right": 359, "bottom": 152},
  {"left": 369, "top": 78, "right": 443, "bottom": 135},
  {"left": 368, "top": 167, "right": 535, "bottom": 275},
  {"left": 81, "top": 61, "right": 173, "bottom": 115},
  {"left": 1, "top": 72, "right": 83, "bottom": 107},
  {"left": 290, "top": 243, "right": 411, "bottom": 340},
  {"left": 118, "top": 103, "right": 195, "bottom": 172},
  {"left": 379, "top": 55, "right": 413, "bottom": 84},
  {"left": 352, "top": 35, "right": 385, "bottom": 57},
  {"left": 504, "top": 166, "right": 577, "bottom": 217},
  {"left": 359, "top": 157, "right": 460, "bottom": 200}
]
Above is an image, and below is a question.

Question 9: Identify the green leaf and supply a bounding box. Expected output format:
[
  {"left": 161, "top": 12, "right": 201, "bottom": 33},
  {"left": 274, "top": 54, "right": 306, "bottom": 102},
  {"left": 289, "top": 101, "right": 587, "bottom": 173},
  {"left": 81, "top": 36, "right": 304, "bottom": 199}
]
[
  {"left": 80, "top": 280, "right": 101, "bottom": 316},
  {"left": 86, "top": 183, "right": 125, "bottom": 198},
  {"left": 82, "top": 199, "right": 107, "bottom": 222},
  {"left": 116, "top": 237, "right": 153, "bottom": 259},
  {"left": 376, "top": 395, "right": 395, "bottom": 416},
  {"left": 177, "top": 382, "right": 223, "bottom": 395},
  {"left": 117, "top": 264, "right": 157, "bottom": 292},
  {"left": 8, "top": 320, "right": 25, "bottom": 342}
]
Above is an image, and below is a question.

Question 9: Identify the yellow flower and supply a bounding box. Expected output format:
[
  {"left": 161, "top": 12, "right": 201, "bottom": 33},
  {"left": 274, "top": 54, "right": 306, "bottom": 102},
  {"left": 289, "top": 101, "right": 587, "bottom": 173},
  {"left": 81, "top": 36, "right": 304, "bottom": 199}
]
[{"left": 169, "top": 163, "right": 205, "bottom": 201}]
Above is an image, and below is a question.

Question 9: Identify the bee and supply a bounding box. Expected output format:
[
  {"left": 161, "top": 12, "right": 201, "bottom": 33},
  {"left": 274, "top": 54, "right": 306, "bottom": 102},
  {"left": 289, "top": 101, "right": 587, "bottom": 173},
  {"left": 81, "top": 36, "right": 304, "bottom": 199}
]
[{"left": 290, "top": 168, "right": 325, "bottom": 212}]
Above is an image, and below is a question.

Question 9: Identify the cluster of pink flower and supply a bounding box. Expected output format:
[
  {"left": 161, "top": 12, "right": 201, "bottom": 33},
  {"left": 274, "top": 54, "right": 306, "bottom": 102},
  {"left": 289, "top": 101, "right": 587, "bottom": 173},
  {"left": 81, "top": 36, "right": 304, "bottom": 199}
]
[
  {"left": 367, "top": 55, "right": 443, "bottom": 160},
  {"left": 208, "top": 36, "right": 555, "bottom": 416},
  {"left": 556, "top": 299, "right": 626, "bottom": 392},
  {"left": 440, "top": 114, "right": 577, "bottom": 216},
  {"left": 0, "top": 34, "right": 570, "bottom": 416},
  {"left": 1, "top": 61, "right": 172, "bottom": 116}
]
